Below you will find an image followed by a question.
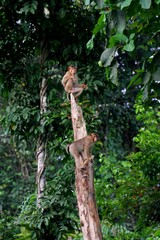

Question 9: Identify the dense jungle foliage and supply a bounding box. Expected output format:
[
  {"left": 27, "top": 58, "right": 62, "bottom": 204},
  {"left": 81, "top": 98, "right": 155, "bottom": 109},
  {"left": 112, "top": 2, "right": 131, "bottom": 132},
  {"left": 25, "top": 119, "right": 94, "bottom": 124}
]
[{"left": 0, "top": 0, "right": 160, "bottom": 239}]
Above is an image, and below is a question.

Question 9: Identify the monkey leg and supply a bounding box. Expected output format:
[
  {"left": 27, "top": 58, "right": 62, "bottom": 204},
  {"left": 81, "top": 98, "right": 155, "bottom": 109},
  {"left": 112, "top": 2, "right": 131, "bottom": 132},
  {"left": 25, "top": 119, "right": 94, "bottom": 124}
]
[
  {"left": 83, "top": 156, "right": 94, "bottom": 165},
  {"left": 81, "top": 151, "right": 87, "bottom": 161},
  {"left": 82, "top": 150, "right": 94, "bottom": 165},
  {"left": 72, "top": 87, "right": 83, "bottom": 98}
]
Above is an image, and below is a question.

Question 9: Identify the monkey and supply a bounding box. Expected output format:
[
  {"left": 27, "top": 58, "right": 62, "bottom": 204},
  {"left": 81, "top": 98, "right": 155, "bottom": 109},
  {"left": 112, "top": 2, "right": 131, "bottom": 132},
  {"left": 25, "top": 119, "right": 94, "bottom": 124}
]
[
  {"left": 61, "top": 65, "right": 87, "bottom": 100},
  {"left": 66, "top": 133, "right": 98, "bottom": 164}
]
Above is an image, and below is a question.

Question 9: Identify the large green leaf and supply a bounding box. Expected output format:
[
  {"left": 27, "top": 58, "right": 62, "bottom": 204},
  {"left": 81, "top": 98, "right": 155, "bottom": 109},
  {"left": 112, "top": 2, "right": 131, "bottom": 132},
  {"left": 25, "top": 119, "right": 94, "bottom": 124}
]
[
  {"left": 120, "top": 0, "right": 133, "bottom": 9},
  {"left": 99, "top": 47, "right": 117, "bottom": 67},
  {"left": 111, "top": 10, "right": 126, "bottom": 33},
  {"left": 116, "top": 10, "right": 126, "bottom": 33},
  {"left": 140, "top": 0, "right": 151, "bottom": 9},
  {"left": 93, "top": 14, "right": 106, "bottom": 36}
]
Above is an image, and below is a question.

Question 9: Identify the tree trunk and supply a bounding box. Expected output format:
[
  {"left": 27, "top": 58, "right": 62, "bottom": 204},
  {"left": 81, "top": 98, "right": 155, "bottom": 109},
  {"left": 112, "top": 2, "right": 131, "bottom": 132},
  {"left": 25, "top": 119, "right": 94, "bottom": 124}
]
[
  {"left": 70, "top": 93, "right": 102, "bottom": 240},
  {"left": 36, "top": 77, "right": 47, "bottom": 208}
]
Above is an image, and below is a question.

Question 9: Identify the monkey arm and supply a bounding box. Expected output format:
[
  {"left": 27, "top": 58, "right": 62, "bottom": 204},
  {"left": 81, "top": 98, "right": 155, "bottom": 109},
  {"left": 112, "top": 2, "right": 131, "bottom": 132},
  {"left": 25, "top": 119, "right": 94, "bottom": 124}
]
[
  {"left": 61, "top": 71, "right": 73, "bottom": 87},
  {"left": 84, "top": 143, "right": 92, "bottom": 160},
  {"left": 73, "top": 83, "right": 87, "bottom": 88}
]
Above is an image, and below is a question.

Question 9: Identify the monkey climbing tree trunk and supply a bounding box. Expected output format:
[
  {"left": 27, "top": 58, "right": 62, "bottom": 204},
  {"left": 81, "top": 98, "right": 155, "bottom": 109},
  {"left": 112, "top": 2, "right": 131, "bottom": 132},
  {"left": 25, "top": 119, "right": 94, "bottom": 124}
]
[
  {"left": 36, "top": 77, "right": 47, "bottom": 208},
  {"left": 70, "top": 93, "right": 102, "bottom": 240}
]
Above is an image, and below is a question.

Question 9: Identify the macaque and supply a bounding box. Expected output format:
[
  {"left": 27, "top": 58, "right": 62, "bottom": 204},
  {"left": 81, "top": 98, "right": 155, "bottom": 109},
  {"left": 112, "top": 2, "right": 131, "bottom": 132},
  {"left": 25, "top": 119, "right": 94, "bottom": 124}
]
[
  {"left": 66, "top": 133, "right": 98, "bottom": 163},
  {"left": 61, "top": 65, "right": 87, "bottom": 100}
]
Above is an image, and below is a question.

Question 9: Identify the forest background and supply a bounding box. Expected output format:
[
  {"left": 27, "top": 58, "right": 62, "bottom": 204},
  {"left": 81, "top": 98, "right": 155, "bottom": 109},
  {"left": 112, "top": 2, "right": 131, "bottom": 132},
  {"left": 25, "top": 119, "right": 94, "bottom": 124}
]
[{"left": 0, "top": 0, "right": 160, "bottom": 239}]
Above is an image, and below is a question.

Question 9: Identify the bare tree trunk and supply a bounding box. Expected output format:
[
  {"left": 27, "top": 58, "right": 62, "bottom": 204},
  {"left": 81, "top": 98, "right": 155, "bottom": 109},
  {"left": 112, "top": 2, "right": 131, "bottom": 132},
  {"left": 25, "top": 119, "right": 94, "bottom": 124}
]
[
  {"left": 70, "top": 93, "right": 102, "bottom": 240},
  {"left": 36, "top": 77, "right": 47, "bottom": 208}
]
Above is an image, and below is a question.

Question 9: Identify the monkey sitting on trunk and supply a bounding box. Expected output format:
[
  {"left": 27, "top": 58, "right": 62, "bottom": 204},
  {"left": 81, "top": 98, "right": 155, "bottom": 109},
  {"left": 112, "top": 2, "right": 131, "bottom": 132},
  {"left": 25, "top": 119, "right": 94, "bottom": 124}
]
[{"left": 61, "top": 65, "right": 87, "bottom": 100}]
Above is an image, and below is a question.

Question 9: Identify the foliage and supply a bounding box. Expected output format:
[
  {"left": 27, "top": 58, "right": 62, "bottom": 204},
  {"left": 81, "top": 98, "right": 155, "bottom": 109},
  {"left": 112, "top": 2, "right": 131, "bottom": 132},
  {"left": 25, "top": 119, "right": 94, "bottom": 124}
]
[
  {"left": 101, "top": 220, "right": 160, "bottom": 240},
  {"left": 87, "top": 0, "right": 160, "bottom": 103},
  {"left": 0, "top": 136, "right": 36, "bottom": 240},
  {"left": 1, "top": 0, "right": 160, "bottom": 239},
  {"left": 0, "top": 137, "right": 36, "bottom": 213},
  {"left": 16, "top": 162, "right": 79, "bottom": 240},
  {"left": 127, "top": 101, "right": 160, "bottom": 228},
  {"left": 95, "top": 101, "right": 160, "bottom": 238},
  {"left": 0, "top": 213, "right": 19, "bottom": 240},
  {"left": 129, "top": 101, "right": 160, "bottom": 180}
]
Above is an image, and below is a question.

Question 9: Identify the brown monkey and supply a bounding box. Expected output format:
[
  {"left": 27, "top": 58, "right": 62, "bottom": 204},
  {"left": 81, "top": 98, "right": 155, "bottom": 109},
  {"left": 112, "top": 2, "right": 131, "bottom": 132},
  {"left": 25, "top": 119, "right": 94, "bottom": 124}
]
[
  {"left": 61, "top": 65, "right": 87, "bottom": 100},
  {"left": 66, "top": 133, "right": 98, "bottom": 163}
]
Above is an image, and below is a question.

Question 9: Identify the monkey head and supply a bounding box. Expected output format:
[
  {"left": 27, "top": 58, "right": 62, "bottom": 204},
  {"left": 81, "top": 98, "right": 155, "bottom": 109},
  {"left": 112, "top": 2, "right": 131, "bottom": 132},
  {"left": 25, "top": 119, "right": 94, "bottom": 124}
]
[
  {"left": 90, "top": 133, "right": 99, "bottom": 142},
  {"left": 67, "top": 65, "right": 77, "bottom": 75}
]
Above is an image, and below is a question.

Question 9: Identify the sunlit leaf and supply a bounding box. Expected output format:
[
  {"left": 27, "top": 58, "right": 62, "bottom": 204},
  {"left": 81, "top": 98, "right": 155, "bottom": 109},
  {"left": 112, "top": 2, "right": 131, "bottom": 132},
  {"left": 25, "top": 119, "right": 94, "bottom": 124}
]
[
  {"left": 140, "top": 0, "right": 151, "bottom": 9},
  {"left": 120, "top": 0, "right": 133, "bottom": 9},
  {"left": 155, "top": 229, "right": 160, "bottom": 237},
  {"left": 85, "top": 0, "right": 90, "bottom": 5},
  {"left": 129, "top": 33, "right": 135, "bottom": 40},
  {"left": 109, "top": 33, "right": 128, "bottom": 47},
  {"left": 86, "top": 36, "right": 95, "bottom": 50},
  {"left": 123, "top": 40, "right": 135, "bottom": 52},
  {"left": 93, "top": 14, "right": 106, "bottom": 36}
]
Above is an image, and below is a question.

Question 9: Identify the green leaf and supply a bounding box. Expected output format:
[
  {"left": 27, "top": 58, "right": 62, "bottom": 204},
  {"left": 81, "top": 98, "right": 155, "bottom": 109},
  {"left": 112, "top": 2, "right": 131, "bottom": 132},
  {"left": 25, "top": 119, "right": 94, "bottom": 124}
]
[
  {"left": 99, "top": 47, "right": 117, "bottom": 67},
  {"left": 86, "top": 35, "right": 95, "bottom": 50},
  {"left": 19, "top": 1, "right": 38, "bottom": 15},
  {"left": 121, "top": 0, "right": 133, "bottom": 9},
  {"left": 116, "top": 10, "right": 126, "bottom": 33},
  {"left": 143, "top": 71, "right": 151, "bottom": 85},
  {"left": 19, "top": 4, "right": 29, "bottom": 15},
  {"left": 140, "top": 0, "right": 151, "bottom": 9},
  {"left": 109, "top": 33, "right": 128, "bottom": 47},
  {"left": 110, "top": 61, "right": 118, "bottom": 85},
  {"left": 123, "top": 40, "right": 135, "bottom": 52},
  {"left": 155, "top": 229, "right": 160, "bottom": 237},
  {"left": 127, "top": 72, "right": 142, "bottom": 88},
  {"left": 94, "top": 80, "right": 103, "bottom": 86},
  {"left": 30, "top": 8, "right": 36, "bottom": 14},
  {"left": 142, "top": 85, "right": 148, "bottom": 101},
  {"left": 129, "top": 33, "right": 135, "bottom": 40},
  {"left": 85, "top": 0, "right": 90, "bottom": 5},
  {"left": 93, "top": 14, "right": 106, "bottom": 36},
  {"left": 152, "top": 67, "right": 160, "bottom": 82},
  {"left": 121, "top": 161, "right": 132, "bottom": 168}
]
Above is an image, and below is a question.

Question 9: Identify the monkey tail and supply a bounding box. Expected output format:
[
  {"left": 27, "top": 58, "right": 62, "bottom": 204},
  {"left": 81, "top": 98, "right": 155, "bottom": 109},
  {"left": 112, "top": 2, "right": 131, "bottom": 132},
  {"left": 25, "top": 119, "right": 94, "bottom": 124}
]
[{"left": 66, "top": 144, "right": 70, "bottom": 153}]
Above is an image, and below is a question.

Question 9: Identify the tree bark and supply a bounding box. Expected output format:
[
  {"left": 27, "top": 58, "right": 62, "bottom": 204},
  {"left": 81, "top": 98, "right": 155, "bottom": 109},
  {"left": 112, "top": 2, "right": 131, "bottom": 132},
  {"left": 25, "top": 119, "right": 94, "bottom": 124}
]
[
  {"left": 36, "top": 77, "right": 47, "bottom": 208},
  {"left": 70, "top": 93, "right": 102, "bottom": 240}
]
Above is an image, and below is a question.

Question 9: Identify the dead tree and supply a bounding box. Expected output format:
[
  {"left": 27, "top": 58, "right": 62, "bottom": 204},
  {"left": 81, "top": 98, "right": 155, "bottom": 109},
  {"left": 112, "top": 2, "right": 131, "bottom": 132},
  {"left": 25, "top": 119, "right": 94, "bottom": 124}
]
[{"left": 70, "top": 93, "right": 102, "bottom": 240}]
